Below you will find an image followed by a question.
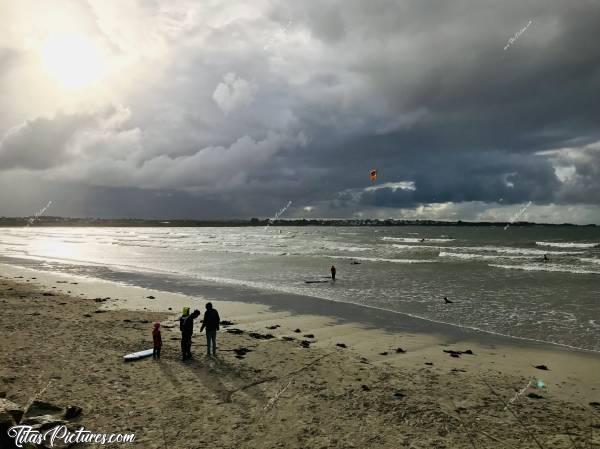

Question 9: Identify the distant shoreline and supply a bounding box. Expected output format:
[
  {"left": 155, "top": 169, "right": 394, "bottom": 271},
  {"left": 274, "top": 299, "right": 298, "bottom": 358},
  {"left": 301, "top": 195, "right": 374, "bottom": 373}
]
[{"left": 0, "top": 217, "right": 597, "bottom": 227}]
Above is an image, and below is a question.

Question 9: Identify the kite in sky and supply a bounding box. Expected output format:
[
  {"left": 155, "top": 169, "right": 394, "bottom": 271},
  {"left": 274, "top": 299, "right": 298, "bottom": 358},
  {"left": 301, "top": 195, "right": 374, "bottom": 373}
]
[{"left": 369, "top": 169, "right": 378, "bottom": 183}]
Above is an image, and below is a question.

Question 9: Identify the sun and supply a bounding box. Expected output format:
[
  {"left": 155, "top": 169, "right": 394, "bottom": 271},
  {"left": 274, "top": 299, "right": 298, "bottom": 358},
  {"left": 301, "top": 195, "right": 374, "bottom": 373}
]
[{"left": 41, "top": 34, "right": 108, "bottom": 89}]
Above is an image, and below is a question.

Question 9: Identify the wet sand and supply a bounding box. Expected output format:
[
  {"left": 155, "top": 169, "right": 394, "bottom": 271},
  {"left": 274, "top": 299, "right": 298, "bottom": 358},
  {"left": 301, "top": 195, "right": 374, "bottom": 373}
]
[{"left": 1, "top": 264, "right": 599, "bottom": 448}]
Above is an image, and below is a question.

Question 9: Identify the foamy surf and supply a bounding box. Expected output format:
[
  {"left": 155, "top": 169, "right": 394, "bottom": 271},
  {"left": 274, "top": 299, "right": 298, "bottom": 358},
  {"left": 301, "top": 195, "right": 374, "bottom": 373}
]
[
  {"left": 382, "top": 237, "right": 454, "bottom": 243},
  {"left": 536, "top": 241, "right": 599, "bottom": 248},
  {"left": 327, "top": 255, "right": 437, "bottom": 264},
  {"left": 439, "top": 251, "right": 537, "bottom": 260},
  {"left": 489, "top": 263, "right": 600, "bottom": 275}
]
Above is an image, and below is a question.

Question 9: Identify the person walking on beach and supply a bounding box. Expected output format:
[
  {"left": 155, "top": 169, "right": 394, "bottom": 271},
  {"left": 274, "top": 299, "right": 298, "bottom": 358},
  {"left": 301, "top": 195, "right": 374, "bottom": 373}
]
[
  {"left": 200, "top": 302, "right": 221, "bottom": 356},
  {"left": 330, "top": 265, "right": 336, "bottom": 282},
  {"left": 181, "top": 309, "right": 200, "bottom": 361},
  {"left": 152, "top": 322, "right": 162, "bottom": 360}
]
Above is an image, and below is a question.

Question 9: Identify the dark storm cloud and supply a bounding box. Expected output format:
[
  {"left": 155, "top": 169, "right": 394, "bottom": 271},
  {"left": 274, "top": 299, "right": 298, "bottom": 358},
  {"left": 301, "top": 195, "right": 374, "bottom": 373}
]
[
  {"left": 260, "top": 0, "right": 600, "bottom": 212},
  {"left": 1, "top": 0, "right": 599, "bottom": 220}
]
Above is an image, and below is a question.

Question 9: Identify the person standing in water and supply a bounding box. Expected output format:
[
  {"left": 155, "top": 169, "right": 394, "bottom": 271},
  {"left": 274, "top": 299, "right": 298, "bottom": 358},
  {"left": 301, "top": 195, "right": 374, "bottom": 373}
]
[
  {"left": 331, "top": 265, "right": 336, "bottom": 282},
  {"left": 200, "top": 302, "right": 221, "bottom": 356}
]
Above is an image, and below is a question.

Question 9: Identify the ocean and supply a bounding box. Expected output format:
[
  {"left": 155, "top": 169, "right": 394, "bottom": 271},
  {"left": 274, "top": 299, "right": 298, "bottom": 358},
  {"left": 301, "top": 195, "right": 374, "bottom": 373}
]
[{"left": 1, "top": 225, "right": 599, "bottom": 351}]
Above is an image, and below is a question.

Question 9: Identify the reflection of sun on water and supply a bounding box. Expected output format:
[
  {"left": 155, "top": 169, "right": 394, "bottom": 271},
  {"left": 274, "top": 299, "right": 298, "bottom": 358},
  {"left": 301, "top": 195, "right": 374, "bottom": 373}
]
[
  {"left": 41, "top": 34, "right": 108, "bottom": 89},
  {"left": 33, "top": 238, "right": 82, "bottom": 261}
]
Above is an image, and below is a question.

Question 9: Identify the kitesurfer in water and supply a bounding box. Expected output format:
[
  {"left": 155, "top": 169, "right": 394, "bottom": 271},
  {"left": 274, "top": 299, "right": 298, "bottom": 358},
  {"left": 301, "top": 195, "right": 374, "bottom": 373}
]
[
  {"left": 331, "top": 265, "right": 336, "bottom": 282},
  {"left": 543, "top": 254, "right": 550, "bottom": 262}
]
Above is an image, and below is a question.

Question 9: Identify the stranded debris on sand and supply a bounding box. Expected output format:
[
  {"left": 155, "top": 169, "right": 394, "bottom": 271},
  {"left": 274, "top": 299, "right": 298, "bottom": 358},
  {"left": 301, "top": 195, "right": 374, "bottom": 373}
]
[
  {"left": 233, "top": 347, "right": 252, "bottom": 359},
  {"left": 443, "top": 349, "right": 474, "bottom": 358},
  {"left": 249, "top": 332, "right": 275, "bottom": 340}
]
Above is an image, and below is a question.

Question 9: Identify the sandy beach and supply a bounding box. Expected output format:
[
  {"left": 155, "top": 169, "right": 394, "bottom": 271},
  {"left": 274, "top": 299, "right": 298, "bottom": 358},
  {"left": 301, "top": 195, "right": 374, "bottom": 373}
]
[{"left": 1, "top": 264, "right": 599, "bottom": 449}]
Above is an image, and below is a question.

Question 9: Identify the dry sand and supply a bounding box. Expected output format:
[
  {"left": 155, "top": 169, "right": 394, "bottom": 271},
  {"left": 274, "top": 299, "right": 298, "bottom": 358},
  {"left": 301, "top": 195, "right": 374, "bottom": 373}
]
[{"left": 1, "top": 264, "right": 599, "bottom": 448}]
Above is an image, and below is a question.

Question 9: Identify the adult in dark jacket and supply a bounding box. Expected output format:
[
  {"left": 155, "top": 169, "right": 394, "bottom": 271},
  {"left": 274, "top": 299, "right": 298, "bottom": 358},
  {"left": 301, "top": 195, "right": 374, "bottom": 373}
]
[
  {"left": 200, "top": 302, "right": 220, "bottom": 356},
  {"left": 179, "top": 307, "right": 190, "bottom": 357},
  {"left": 181, "top": 309, "right": 200, "bottom": 361}
]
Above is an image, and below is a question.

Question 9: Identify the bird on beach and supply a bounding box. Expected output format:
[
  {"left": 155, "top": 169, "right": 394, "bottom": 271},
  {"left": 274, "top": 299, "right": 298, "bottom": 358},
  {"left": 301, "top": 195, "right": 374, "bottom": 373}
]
[{"left": 444, "top": 296, "right": 453, "bottom": 304}]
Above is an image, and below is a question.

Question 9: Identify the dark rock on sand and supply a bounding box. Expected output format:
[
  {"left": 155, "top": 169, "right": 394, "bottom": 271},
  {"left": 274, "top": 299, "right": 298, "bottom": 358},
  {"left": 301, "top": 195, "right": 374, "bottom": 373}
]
[
  {"left": 380, "top": 352, "right": 389, "bottom": 356},
  {"left": 293, "top": 329, "right": 301, "bottom": 333},
  {"left": 266, "top": 325, "right": 280, "bottom": 330},
  {"left": 589, "top": 402, "right": 600, "bottom": 409},
  {"left": 123, "top": 319, "right": 132, "bottom": 323},
  {"left": 94, "top": 310, "right": 107, "bottom": 314},
  {"left": 361, "top": 385, "right": 371, "bottom": 391},
  {"left": 146, "top": 295, "right": 155, "bottom": 299},
  {"left": 0, "top": 398, "right": 24, "bottom": 424},
  {"left": 303, "top": 334, "right": 315, "bottom": 339},
  {"left": 282, "top": 336, "right": 295, "bottom": 341},
  {"left": 93, "top": 298, "right": 107, "bottom": 302},
  {"left": 21, "top": 414, "right": 68, "bottom": 431},
  {"left": 527, "top": 392, "right": 544, "bottom": 399},
  {"left": 425, "top": 362, "right": 434, "bottom": 366},
  {"left": 83, "top": 314, "right": 92, "bottom": 318},
  {"left": 393, "top": 392, "right": 406, "bottom": 398},
  {"left": 395, "top": 347, "right": 407, "bottom": 353},
  {"left": 221, "top": 320, "right": 234, "bottom": 326},
  {"left": 42, "top": 292, "right": 55, "bottom": 296},
  {"left": 535, "top": 365, "right": 549, "bottom": 370},
  {"left": 64, "top": 405, "right": 83, "bottom": 420},
  {"left": 336, "top": 343, "right": 347, "bottom": 348},
  {"left": 227, "top": 329, "right": 244, "bottom": 335},
  {"left": 25, "top": 400, "right": 63, "bottom": 417},
  {"left": 300, "top": 340, "right": 311, "bottom": 348}
]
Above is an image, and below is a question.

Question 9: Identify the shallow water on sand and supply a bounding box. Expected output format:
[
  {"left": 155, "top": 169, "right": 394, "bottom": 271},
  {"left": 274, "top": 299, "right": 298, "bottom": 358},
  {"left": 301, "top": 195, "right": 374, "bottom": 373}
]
[{"left": 1, "top": 225, "right": 599, "bottom": 351}]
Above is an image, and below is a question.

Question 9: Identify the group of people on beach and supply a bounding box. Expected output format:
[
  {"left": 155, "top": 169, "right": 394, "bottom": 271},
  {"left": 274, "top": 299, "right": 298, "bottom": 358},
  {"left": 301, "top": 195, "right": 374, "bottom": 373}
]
[
  {"left": 150, "top": 302, "right": 221, "bottom": 361},
  {"left": 151, "top": 265, "right": 339, "bottom": 360}
]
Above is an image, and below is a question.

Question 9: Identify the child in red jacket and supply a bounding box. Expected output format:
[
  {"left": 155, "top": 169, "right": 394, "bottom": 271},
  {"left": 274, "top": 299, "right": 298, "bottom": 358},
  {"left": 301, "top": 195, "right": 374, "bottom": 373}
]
[{"left": 152, "top": 322, "right": 162, "bottom": 360}]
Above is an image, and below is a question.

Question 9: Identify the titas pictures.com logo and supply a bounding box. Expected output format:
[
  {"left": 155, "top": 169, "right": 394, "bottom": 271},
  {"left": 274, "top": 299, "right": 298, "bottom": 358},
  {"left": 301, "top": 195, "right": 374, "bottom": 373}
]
[{"left": 8, "top": 425, "right": 136, "bottom": 447}]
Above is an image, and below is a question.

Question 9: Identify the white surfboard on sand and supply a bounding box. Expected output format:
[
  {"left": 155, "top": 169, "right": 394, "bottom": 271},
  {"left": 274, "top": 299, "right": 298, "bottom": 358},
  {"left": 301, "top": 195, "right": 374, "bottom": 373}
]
[{"left": 123, "top": 348, "right": 154, "bottom": 362}]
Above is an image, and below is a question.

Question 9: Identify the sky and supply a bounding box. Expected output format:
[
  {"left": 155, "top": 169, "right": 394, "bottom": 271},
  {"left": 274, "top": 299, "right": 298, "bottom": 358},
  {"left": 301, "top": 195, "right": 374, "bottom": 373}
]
[{"left": 0, "top": 0, "right": 599, "bottom": 223}]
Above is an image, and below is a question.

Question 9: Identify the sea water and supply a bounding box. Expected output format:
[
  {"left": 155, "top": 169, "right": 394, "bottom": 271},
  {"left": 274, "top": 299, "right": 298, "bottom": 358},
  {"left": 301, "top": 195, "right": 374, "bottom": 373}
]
[{"left": 1, "top": 225, "right": 599, "bottom": 351}]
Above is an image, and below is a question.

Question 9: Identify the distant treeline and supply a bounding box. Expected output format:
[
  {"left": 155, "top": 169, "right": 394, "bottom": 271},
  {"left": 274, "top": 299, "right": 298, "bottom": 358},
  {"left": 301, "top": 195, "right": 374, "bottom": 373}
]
[{"left": 0, "top": 216, "right": 596, "bottom": 227}]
